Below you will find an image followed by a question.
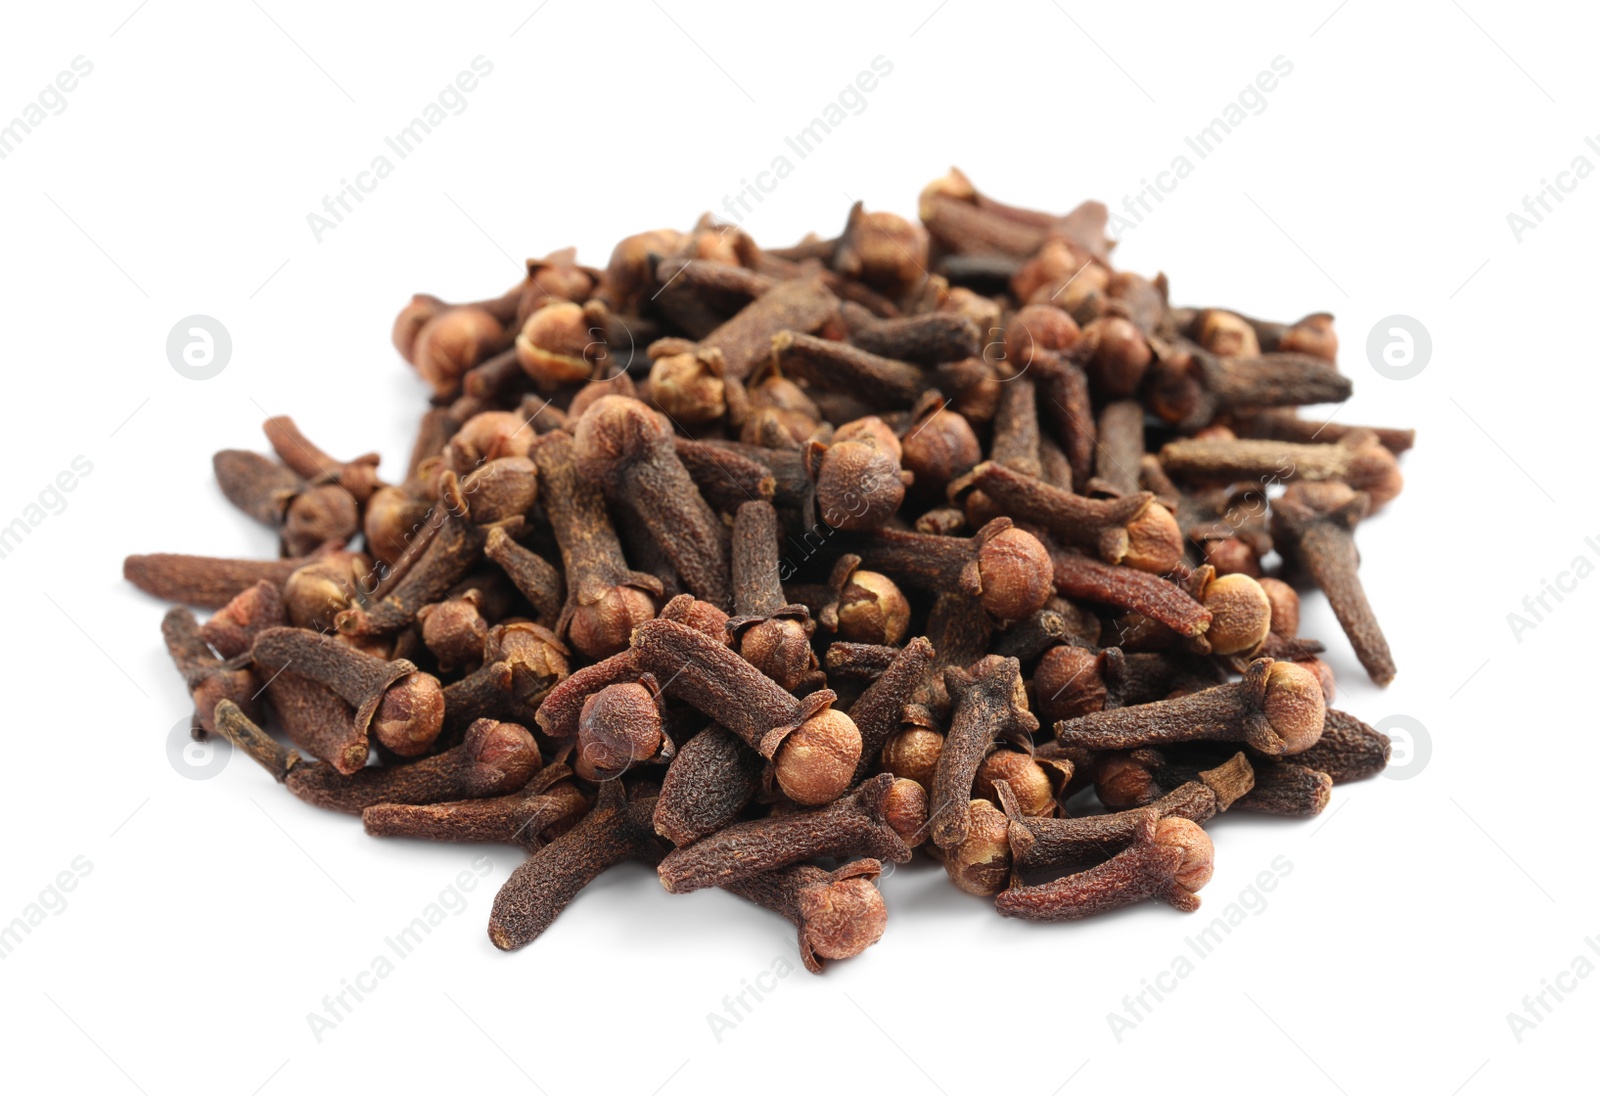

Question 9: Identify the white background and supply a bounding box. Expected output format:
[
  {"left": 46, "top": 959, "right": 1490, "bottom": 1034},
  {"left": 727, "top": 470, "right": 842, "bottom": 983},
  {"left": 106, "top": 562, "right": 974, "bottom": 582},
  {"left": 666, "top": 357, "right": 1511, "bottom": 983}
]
[{"left": 0, "top": 2, "right": 1593, "bottom": 1093}]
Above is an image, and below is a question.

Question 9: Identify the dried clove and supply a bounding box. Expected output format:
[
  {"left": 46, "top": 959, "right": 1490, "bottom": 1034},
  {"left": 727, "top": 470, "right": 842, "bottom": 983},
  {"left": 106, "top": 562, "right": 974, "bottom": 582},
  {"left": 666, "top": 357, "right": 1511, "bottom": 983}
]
[{"left": 656, "top": 773, "right": 911, "bottom": 893}]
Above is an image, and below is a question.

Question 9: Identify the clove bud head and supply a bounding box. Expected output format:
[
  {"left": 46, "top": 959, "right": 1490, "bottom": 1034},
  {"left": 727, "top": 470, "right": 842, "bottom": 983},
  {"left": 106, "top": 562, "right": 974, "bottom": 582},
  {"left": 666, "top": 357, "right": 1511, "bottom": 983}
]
[
  {"left": 738, "top": 617, "right": 816, "bottom": 693},
  {"left": 1258, "top": 577, "right": 1300, "bottom": 637},
  {"left": 414, "top": 306, "right": 502, "bottom": 398},
  {"left": 1154, "top": 817, "right": 1214, "bottom": 894},
  {"left": 371, "top": 671, "right": 445, "bottom": 757},
  {"left": 881, "top": 778, "right": 930, "bottom": 846},
  {"left": 447, "top": 411, "right": 536, "bottom": 474},
  {"left": 1261, "top": 661, "right": 1328, "bottom": 755},
  {"left": 798, "top": 873, "right": 889, "bottom": 966},
  {"left": 462, "top": 719, "right": 542, "bottom": 796},
  {"left": 944, "top": 800, "right": 1012, "bottom": 896},
  {"left": 972, "top": 525, "right": 1053, "bottom": 621},
  {"left": 577, "top": 681, "right": 664, "bottom": 780},
  {"left": 572, "top": 394, "right": 669, "bottom": 469},
  {"left": 516, "top": 301, "right": 594, "bottom": 389},
  {"left": 774, "top": 707, "right": 863, "bottom": 807},
  {"left": 814, "top": 437, "right": 907, "bottom": 532},
  {"left": 976, "top": 751, "right": 1056, "bottom": 817},
  {"left": 834, "top": 569, "right": 911, "bottom": 646},
  {"left": 1121, "top": 502, "right": 1184, "bottom": 575},
  {"left": 1094, "top": 752, "right": 1159, "bottom": 809},
  {"left": 568, "top": 584, "right": 658, "bottom": 661},
  {"left": 1201, "top": 573, "right": 1272, "bottom": 656},
  {"left": 1034, "top": 645, "right": 1109, "bottom": 724},
  {"left": 879, "top": 726, "right": 944, "bottom": 792},
  {"left": 648, "top": 348, "right": 726, "bottom": 425}
]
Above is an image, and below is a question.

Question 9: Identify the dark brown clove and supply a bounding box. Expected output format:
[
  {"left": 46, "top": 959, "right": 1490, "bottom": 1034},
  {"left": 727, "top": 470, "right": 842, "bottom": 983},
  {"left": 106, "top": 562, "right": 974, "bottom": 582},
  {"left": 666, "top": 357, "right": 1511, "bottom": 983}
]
[
  {"left": 534, "top": 430, "right": 661, "bottom": 659},
  {"left": 161, "top": 607, "right": 261, "bottom": 739},
  {"left": 1054, "top": 658, "right": 1325, "bottom": 756},
  {"left": 956, "top": 461, "right": 1181, "bottom": 574},
  {"left": 488, "top": 780, "right": 665, "bottom": 950},
  {"left": 728, "top": 501, "right": 820, "bottom": 691},
  {"left": 632, "top": 619, "right": 861, "bottom": 806},
  {"left": 213, "top": 701, "right": 539, "bottom": 815},
  {"left": 363, "top": 766, "right": 588, "bottom": 850},
  {"left": 653, "top": 724, "right": 765, "bottom": 847},
  {"left": 1271, "top": 481, "right": 1396, "bottom": 686},
  {"left": 252, "top": 627, "right": 445, "bottom": 757},
  {"left": 574, "top": 396, "right": 731, "bottom": 608},
  {"left": 930, "top": 656, "right": 1038, "bottom": 850},
  {"left": 656, "top": 773, "right": 910, "bottom": 893},
  {"left": 262, "top": 415, "right": 384, "bottom": 504},
  {"left": 848, "top": 517, "right": 1052, "bottom": 624},
  {"left": 213, "top": 449, "right": 359, "bottom": 557}
]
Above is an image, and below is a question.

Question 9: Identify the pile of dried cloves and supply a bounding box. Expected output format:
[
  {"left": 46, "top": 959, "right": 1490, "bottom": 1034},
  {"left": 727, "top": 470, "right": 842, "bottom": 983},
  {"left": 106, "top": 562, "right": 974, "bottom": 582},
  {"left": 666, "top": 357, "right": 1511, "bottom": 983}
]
[{"left": 127, "top": 168, "right": 1407, "bottom": 972}]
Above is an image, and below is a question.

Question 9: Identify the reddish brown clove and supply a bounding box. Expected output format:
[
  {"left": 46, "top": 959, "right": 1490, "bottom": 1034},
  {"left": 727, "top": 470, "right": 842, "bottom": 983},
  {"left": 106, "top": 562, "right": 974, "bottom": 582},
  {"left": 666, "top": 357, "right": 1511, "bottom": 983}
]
[
  {"left": 723, "top": 859, "right": 889, "bottom": 974},
  {"left": 995, "top": 813, "right": 1214, "bottom": 919}
]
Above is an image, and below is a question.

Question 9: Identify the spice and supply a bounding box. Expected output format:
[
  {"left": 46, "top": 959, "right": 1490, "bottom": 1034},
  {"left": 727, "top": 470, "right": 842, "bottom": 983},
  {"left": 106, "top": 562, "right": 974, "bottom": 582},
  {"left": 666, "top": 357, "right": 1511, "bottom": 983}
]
[
  {"left": 656, "top": 773, "right": 911, "bottom": 893},
  {"left": 723, "top": 859, "right": 889, "bottom": 974},
  {"left": 1054, "top": 658, "right": 1326, "bottom": 756},
  {"left": 848, "top": 518, "right": 1053, "bottom": 624},
  {"left": 632, "top": 618, "right": 861, "bottom": 806},
  {"left": 728, "top": 500, "right": 821, "bottom": 691},
  {"left": 488, "top": 780, "right": 665, "bottom": 950},
  {"left": 573, "top": 395, "right": 731, "bottom": 607},
  {"left": 1271, "top": 481, "right": 1397, "bottom": 686},
  {"left": 930, "top": 656, "right": 1037, "bottom": 849},
  {"left": 252, "top": 626, "right": 445, "bottom": 758},
  {"left": 130, "top": 169, "right": 1413, "bottom": 967},
  {"left": 995, "top": 813, "right": 1214, "bottom": 920}
]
